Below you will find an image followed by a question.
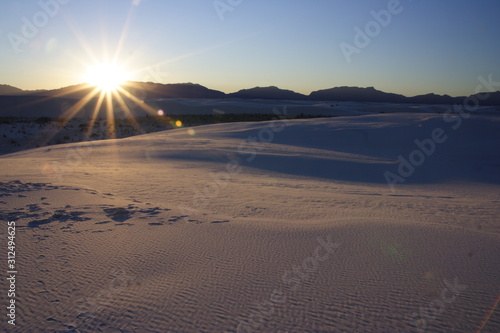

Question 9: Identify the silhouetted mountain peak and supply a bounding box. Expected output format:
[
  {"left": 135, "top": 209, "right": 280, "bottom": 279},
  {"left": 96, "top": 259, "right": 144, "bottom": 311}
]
[
  {"left": 309, "top": 86, "right": 407, "bottom": 103},
  {"left": 0, "top": 84, "right": 25, "bottom": 95},
  {"left": 228, "top": 86, "right": 307, "bottom": 100}
]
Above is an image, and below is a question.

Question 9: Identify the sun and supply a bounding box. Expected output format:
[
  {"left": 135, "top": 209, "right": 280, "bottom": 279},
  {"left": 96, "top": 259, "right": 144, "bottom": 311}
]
[{"left": 84, "top": 63, "right": 128, "bottom": 92}]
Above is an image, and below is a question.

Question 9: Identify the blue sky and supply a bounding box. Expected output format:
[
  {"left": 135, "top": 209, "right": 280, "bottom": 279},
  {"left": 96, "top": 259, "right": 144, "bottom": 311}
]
[{"left": 1, "top": 0, "right": 499, "bottom": 96}]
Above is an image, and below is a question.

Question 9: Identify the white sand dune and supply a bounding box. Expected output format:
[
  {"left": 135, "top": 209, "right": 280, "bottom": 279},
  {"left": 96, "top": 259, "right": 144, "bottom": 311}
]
[
  {"left": 5, "top": 96, "right": 497, "bottom": 119},
  {"left": 1, "top": 113, "right": 499, "bottom": 332}
]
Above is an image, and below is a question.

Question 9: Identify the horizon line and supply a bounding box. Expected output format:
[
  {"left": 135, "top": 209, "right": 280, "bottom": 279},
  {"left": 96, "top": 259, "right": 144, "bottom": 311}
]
[{"left": 3, "top": 81, "right": 497, "bottom": 99}]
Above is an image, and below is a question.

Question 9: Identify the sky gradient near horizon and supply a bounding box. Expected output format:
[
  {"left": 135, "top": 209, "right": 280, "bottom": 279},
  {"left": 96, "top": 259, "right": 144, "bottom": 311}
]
[{"left": 1, "top": 0, "right": 499, "bottom": 97}]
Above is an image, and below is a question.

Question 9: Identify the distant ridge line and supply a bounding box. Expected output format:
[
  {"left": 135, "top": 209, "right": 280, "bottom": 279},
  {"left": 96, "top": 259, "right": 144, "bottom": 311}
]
[{"left": 1, "top": 82, "right": 499, "bottom": 106}]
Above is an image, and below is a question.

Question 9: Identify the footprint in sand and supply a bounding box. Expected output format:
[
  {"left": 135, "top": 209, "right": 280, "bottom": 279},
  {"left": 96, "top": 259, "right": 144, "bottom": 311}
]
[
  {"left": 27, "top": 210, "right": 91, "bottom": 228},
  {"left": 148, "top": 222, "right": 165, "bottom": 226},
  {"left": 28, "top": 218, "right": 53, "bottom": 228},
  {"left": 103, "top": 207, "right": 134, "bottom": 222},
  {"left": 95, "top": 221, "right": 112, "bottom": 225},
  {"left": 168, "top": 215, "right": 188, "bottom": 222}
]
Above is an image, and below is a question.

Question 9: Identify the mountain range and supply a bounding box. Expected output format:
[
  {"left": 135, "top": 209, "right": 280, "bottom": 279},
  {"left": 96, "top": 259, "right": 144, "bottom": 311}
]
[{"left": 1, "top": 82, "right": 499, "bottom": 106}]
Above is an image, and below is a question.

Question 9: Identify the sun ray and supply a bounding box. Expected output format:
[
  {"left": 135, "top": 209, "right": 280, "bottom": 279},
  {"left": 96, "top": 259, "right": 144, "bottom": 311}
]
[
  {"left": 48, "top": 83, "right": 96, "bottom": 99},
  {"left": 85, "top": 91, "right": 106, "bottom": 140},
  {"left": 128, "top": 30, "right": 267, "bottom": 81},
  {"left": 116, "top": 85, "right": 177, "bottom": 129},
  {"left": 34, "top": 87, "right": 101, "bottom": 146},
  {"left": 112, "top": 4, "right": 137, "bottom": 65},
  {"left": 104, "top": 91, "right": 116, "bottom": 139},
  {"left": 58, "top": 87, "right": 101, "bottom": 120},
  {"left": 7, "top": 83, "right": 94, "bottom": 116},
  {"left": 60, "top": 10, "right": 101, "bottom": 69},
  {"left": 111, "top": 89, "right": 145, "bottom": 135},
  {"left": 116, "top": 86, "right": 159, "bottom": 116},
  {"left": 27, "top": 89, "right": 99, "bottom": 144}
]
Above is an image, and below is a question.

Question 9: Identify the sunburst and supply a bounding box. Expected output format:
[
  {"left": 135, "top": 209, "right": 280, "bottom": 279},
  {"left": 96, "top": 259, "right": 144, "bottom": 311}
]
[
  {"left": 31, "top": 1, "right": 224, "bottom": 146},
  {"left": 84, "top": 63, "right": 128, "bottom": 93}
]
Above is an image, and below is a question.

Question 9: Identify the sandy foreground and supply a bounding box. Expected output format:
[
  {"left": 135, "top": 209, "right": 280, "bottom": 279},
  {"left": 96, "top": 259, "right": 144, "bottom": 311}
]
[{"left": 0, "top": 113, "right": 499, "bottom": 332}]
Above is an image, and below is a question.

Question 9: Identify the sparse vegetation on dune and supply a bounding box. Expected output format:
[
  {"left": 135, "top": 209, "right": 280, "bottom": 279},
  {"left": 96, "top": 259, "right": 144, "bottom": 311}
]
[{"left": 0, "top": 113, "right": 312, "bottom": 155}]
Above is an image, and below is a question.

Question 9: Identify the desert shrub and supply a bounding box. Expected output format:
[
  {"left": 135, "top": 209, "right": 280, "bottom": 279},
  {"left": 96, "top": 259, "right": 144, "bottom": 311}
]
[{"left": 35, "top": 117, "right": 53, "bottom": 124}]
